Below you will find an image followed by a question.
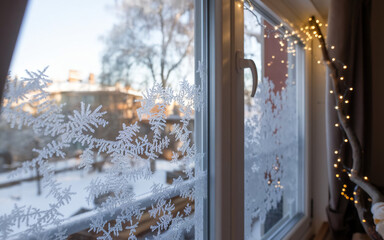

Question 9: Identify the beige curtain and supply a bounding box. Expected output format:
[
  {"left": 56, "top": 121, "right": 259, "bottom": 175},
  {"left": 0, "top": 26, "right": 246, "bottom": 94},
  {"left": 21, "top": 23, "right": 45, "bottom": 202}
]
[{"left": 326, "top": 0, "right": 372, "bottom": 238}]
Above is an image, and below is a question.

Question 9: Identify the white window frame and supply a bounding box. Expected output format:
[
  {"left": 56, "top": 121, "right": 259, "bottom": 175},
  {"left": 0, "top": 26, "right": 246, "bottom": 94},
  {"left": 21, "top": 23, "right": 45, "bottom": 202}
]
[{"left": 208, "top": 0, "right": 311, "bottom": 239}]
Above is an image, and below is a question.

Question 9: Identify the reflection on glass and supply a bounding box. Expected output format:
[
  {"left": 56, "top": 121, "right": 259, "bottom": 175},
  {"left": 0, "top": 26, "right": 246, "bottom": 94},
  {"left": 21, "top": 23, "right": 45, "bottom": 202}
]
[{"left": 244, "top": 9, "right": 303, "bottom": 239}]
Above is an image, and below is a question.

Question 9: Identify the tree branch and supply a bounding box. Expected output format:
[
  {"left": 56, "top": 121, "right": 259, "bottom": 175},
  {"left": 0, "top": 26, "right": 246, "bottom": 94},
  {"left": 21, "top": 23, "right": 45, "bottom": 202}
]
[
  {"left": 158, "top": 4, "right": 166, "bottom": 87},
  {"left": 145, "top": 56, "right": 157, "bottom": 84},
  {"left": 164, "top": 37, "right": 193, "bottom": 84},
  {"left": 309, "top": 16, "right": 384, "bottom": 238},
  {"left": 354, "top": 187, "right": 384, "bottom": 240}
]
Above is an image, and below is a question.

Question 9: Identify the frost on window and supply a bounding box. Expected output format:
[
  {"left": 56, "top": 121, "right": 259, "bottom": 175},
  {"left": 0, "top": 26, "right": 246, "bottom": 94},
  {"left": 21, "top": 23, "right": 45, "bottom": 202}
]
[
  {"left": 244, "top": 77, "right": 299, "bottom": 238},
  {"left": 243, "top": 9, "right": 302, "bottom": 239},
  {"left": 0, "top": 62, "right": 207, "bottom": 239}
]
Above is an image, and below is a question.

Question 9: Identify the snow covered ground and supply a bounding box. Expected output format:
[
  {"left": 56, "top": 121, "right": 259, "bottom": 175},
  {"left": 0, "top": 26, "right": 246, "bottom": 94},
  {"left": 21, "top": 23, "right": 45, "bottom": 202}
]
[
  {"left": 0, "top": 158, "right": 80, "bottom": 185},
  {"left": 0, "top": 159, "right": 180, "bottom": 235}
]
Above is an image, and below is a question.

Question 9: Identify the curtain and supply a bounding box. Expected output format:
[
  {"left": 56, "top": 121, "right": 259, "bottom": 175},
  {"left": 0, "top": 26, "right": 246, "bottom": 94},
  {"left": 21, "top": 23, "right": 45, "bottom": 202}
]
[
  {"left": 326, "top": 0, "right": 372, "bottom": 238},
  {"left": 0, "top": 0, "right": 28, "bottom": 107}
]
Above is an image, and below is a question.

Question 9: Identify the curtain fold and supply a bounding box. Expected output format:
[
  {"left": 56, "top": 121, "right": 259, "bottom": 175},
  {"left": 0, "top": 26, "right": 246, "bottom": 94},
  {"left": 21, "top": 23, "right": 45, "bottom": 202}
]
[
  {"left": 0, "top": 0, "right": 28, "bottom": 107},
  {"left": 326, "top": 0, "right": 372, "bottom": 238}
]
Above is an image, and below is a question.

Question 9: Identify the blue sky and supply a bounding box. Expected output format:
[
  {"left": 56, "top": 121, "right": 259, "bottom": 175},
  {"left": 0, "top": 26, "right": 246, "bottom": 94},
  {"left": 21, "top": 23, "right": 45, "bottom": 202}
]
[{"left": 9, "top": 0, "right": 117, "bottom": 81}]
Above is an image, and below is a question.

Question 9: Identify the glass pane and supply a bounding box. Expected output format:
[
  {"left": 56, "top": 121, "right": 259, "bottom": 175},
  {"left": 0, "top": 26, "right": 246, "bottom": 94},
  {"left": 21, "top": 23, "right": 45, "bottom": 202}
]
[
  {"left": 243, "top": 8, "right": 304, "bottom": 239},
  {"left": 0, "top": 0, "right": 207, "bottom": 239}
]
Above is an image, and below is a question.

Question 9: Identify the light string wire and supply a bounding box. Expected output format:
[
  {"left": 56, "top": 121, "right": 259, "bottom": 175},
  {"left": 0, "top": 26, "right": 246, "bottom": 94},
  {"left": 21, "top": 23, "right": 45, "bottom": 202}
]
[{"left": 307, "top": 16, "right": 383, "bottom": 237}]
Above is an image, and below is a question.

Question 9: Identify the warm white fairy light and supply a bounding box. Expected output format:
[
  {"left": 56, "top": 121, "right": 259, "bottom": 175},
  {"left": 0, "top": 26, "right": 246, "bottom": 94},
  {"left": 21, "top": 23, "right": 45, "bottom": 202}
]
[
  {"left": 306, "top": 14, "right": 360, "bottom": 187},
  {"left": 242, "top": 13, "right": 373, "bottom": 204}
]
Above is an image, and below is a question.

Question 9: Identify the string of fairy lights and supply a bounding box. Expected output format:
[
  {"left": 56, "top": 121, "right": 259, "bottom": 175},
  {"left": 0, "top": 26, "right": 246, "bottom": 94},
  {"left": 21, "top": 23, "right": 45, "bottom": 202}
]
[{"left": 237, "top": 0, "right": 372, "bottom": 219}]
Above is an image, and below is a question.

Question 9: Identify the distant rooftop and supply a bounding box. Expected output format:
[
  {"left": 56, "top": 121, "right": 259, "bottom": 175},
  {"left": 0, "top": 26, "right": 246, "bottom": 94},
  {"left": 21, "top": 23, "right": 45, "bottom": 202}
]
[{"left": 47, "top": 81, "right": 142, "bottom": 97}]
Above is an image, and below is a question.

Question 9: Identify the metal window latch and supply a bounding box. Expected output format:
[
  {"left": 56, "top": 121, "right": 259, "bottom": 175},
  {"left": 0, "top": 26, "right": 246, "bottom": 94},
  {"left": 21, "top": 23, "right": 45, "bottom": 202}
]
[{"left": 236, "top": 50, "right": 258, "bottom": 97}]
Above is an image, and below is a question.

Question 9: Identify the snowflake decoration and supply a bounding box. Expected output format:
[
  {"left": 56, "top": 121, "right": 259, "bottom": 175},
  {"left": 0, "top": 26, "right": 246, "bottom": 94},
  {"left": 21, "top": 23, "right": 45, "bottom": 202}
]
[{"left": 0, "top": 64, "right": 207, "bottom": 240}]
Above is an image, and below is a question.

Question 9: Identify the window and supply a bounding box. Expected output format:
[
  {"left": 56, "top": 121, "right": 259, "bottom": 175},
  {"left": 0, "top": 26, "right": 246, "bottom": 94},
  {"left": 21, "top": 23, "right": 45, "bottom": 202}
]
[
  {"left": 207, "top": 1, "right": 309, "bottom": 239},
  {"left": 0, "top": 0, "right": 208, "bottom": 239},
  {"left": 0, "top": 0, "right": 308, "bottom": 239},
  {"left": 243, "top": 6, "right": 306, "bottom": 239}
]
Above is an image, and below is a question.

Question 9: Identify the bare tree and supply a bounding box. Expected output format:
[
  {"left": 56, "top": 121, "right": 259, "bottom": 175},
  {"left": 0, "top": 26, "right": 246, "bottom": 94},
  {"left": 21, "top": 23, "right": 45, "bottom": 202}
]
[{"left": 101, "top": 0, "right": 194, "bottom": 88}]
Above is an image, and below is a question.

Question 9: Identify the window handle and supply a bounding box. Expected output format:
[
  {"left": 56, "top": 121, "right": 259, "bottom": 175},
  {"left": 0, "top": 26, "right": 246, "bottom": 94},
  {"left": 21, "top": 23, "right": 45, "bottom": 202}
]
[{"left": 236, "top": 50, "right": 258, "bottom": 97}]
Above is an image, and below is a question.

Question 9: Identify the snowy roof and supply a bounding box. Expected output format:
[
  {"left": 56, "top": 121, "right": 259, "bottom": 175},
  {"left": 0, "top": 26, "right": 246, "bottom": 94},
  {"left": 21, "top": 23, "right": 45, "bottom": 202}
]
[{"left": 47, "top": 81, "right": 142, "bottom": 97}]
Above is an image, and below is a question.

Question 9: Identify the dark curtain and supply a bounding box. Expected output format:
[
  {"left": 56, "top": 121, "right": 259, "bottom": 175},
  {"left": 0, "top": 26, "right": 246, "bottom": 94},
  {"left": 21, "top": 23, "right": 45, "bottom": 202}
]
[
  {"left": 0, "top": 0, "right": 28, "bottom": 107},
  {"left": 325, "top": 0, "right": 372, "bottom": 238}
]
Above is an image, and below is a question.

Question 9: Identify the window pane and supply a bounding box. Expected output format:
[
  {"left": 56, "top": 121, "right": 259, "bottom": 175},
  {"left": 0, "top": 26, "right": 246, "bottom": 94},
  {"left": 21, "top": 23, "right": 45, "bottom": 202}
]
[
  {"left": 0, "top": 0, "right": 207, "bottom": 239},
  {"left": 243, "top": 8, "right": 305, "bottom": 239}
]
